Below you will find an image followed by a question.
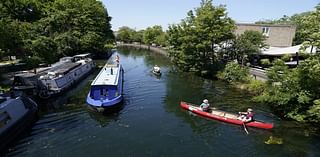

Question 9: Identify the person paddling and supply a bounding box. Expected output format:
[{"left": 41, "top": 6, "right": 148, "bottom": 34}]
[
  {"left": 238, "top": 108, "right": 254, "bottom": 122},
  {"left": 153, "top": 65, "right": 160, "bottom": 73},
  {"left": 200, "top": 99, "right": 210, "bottom": 112}
]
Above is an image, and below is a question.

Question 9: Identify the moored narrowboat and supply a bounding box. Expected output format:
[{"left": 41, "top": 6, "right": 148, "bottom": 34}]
[
  {"left": 12, "top": 53, "right": 95, "bottom": 99},
  {"left": 0, "top": 96, "right": 38, "bottom": 152}
]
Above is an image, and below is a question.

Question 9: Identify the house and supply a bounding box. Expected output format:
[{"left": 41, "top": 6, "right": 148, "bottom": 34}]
[{"left": 235, "top": 23, "right": 296, "bottom": 48}]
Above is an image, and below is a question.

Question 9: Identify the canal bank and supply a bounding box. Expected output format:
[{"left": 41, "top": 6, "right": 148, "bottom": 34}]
[{"left": 116, "top": 43, "right": 169, "bottom": 57}]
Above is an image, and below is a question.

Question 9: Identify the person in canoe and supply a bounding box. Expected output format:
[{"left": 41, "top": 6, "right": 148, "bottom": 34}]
[
  {"left": 153, "top": 65, "right": 161, "bottom": 73},
  {"left": 238, "top": 108, "right": 254, "bottom": 122},
  {"left": 200, "top": 99, "right": 210, "bottom": 112}
]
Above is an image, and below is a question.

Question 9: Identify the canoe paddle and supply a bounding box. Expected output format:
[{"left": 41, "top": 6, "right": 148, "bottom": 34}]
[{"left": 242, "top": 122, "right": 249, "bottom": 134}]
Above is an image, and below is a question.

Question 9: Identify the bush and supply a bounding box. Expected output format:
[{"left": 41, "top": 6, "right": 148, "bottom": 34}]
[
  {"left": 247, "top": 79, "right": 267, "bottom": 95},
  {"left": 260, "top": 58, "right": 271, "bottom": 66},
  {"left": 281, "top": 54, "right": 291, "bottom": 62},
  {"left": 24, "top": 56, "right": 42, "bottom": 69},
  {"left": 218, "top": 62, "right": 249, "bottom": 83}
]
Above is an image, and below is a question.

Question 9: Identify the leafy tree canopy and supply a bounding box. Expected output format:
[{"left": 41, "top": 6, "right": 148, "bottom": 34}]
[{"left": 167, "top": 0, "right": 235, "bottom": 73}]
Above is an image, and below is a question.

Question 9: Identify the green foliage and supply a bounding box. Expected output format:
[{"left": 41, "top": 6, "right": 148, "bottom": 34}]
[
  {"left": 167, "top": 0, "right": 235, "bottom": 73},
  {"left": 307, "top": 99, "right": 320, "bottom": 123},
  {"left": 232, "top": 30, "right": 267, "bottom": 65},
  {"left": 256, "top": 56, "right": 320, "bottom": 123},
  {"left": 117, "top": 26, "right": 135, "bottom": 43},
  {"left": 25, "top": 56, "right": 42, "bottom": 68},
  {"left": 246, "top": 79, "right": 267, "bottom": 95},
  {"left": 281, "top": 54, "right": 291, "bottom": 62},
  {"left": 300, "top": 4, "right": 320, "bottom": 48},
  {"left": 260, "top": 58, "right": 271, "bottom": 66},
  {"left": 132, "top": 30, "right": 144, "bottom": 43},
  {"left": 143, "top": 25, "right": 165, "bottom": 46},
  {"left": 0, "top": 0, "right": 114, "bottom": 62},
  {"left": 217, "top": 62, "right": 249, "bottom": 83},
  {"left": 264, "top": 136, "right": 283, "bottom": 145}
]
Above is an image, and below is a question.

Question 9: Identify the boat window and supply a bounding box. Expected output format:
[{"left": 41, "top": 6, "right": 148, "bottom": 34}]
[
  {"left": 100, "top": 88, "right": 103, "bottom": 96},
  {"left": 0, "top": 112, "right": 11, "bottom": 128},
  {"left": 13, "top": 76, "right": 24, "bottom": 86},
  {"left": 0, "top": 97, "right": 6, "bottom": 104},
  {"left": 105, "top": 90, "right": 108, "bottom": 97}
]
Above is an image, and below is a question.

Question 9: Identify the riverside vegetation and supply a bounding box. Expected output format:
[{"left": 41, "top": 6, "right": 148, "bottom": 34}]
[{"left": 0, "top": 0, "right": 114, "bottom": 66}]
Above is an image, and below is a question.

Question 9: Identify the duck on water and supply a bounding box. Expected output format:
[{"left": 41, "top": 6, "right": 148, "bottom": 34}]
[{"left": 86, "top": 63, "right": 124, "bottom": 112}]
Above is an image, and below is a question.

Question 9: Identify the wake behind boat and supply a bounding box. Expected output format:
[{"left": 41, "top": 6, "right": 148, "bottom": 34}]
[
  {"left": 86, "top": 64, "right": 124, "bottom": 111},
  {"left": 180, "top": 101, "right": 273, "bottom": 129}
]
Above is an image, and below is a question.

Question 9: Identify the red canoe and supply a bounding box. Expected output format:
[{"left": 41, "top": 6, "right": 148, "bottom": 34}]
[{"left": 180, "top": 101, "right": 273, "bottom": 129}]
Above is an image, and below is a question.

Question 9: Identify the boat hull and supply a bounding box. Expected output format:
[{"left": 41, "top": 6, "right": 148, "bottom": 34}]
[
  {"left": 152, "top": 70, "right": 161, "bottom": 76},
  {"left": 86, "top": 64, "right": 124, "bottom": 110},
  {"left": 0, "top": 97, "right": 38, "bottom": 153},
  {"left": 86, "top": 94, "right": 123, "bottom": 107},
  {"left": 180, "top": 102, "right": 273, "bottom": 129}
]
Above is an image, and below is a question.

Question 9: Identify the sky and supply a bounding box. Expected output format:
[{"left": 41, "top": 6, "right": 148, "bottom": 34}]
[{"left": 102, "top": 0, "right": 319, "bottom": 31}]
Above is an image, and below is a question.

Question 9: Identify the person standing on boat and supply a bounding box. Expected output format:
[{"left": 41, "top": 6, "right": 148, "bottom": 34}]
[
  {"left": 115, "top": 55, "right": 120, "bottom": 65},
  {"left": 200, "top": 99, "right": 210, "bottom": 112},
  {"left": 238, "top": 108, "right": 254, "bottom": 122}
]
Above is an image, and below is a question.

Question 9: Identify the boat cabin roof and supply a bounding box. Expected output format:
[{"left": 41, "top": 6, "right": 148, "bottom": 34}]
[
  {"left": 73, "top": 53, "right": 91, "bottom": 58},
  {"left": 91, "top": 64, "right": 121, "bottom": 86}
]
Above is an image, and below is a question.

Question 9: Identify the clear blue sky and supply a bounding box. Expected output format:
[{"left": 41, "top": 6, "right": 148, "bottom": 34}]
[{"left": 102, "top": 0, "right": 319, "bottom": 31}]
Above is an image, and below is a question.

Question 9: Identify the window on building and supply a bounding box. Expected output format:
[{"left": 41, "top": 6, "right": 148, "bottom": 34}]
[{"left": 262, "top": 27, "right": 270, "bottom": 36}]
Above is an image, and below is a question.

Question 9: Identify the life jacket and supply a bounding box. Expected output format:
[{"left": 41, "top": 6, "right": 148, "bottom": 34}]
[{"left": 246, "top": 112, "right": 254, "bottom": 120}]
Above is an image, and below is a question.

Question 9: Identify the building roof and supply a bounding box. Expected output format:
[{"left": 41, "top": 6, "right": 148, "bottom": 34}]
[
  {"left": 261, "top": 44, "right": 317, "bottom": 56},
  {"left": 236, "top": 23, "right": 296, "bottom": 28}
]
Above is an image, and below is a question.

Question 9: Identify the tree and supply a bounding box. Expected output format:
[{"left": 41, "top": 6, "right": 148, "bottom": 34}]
[
  {"left": 168, "top": 0, "right": 235, "bottom": 73},
  {"left": 232, "top": 30, "right": 268, "bottom": 65},
  {"left": 132, "top": 30, "right": 144, "bottom": 43},
  {"left": 143, "top": 25, "right": 164, "bottom": 46},
  {"left": 255, "top": 56, "right": 320, "bottom": 123},
  {"left": 0, "top": 0, "right": 114, "bottom": 62},
  {"left": 300, "top": 4, "right": 320, "bottom": 49},
  {"left": 116, "top": 26, "right": 135, "bottom": 43}
]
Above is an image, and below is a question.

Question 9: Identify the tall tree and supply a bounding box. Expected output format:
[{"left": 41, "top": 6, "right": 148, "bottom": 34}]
[
  {"left": 233, "top": 30, "right": 268, "bottom": 65},
  {"left": 0, "top": 0, "right": 114, "bottom": 62},
  {"left": 143, "top": 25, "right": 164, "bottom": 46},
  {"left": 116, "top": 26, "right": 135, "bottom": 43},
  {"left": 168, "top": 0, "right": 235, "bottom": 73},
  {"left": 300, "top": 4, "right": 320, "bottom": 49}
]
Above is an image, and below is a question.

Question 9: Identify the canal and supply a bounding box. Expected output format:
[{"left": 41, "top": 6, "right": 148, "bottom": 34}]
[{"left": 6, "top": 47, "right": 320, "bottom": 157}]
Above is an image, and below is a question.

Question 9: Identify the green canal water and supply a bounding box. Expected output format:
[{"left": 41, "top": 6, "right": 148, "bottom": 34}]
[{"left": 6, "top": 48, "right": 320, "bottom": 157}]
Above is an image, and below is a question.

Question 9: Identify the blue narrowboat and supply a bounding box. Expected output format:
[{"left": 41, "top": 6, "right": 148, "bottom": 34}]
[{"left": 86, "top": 64, "right": 124, "bottom": 110}]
